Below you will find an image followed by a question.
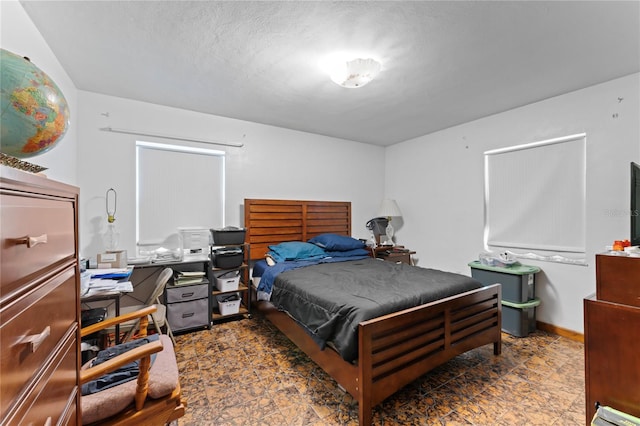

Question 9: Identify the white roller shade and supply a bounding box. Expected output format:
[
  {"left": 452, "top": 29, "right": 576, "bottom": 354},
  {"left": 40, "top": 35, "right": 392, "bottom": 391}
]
[
  {"left": 136, "top": 141, "right": 225, "bottom": 244},
  {"left": 484, "top": 134, "right": 586, "bottom": 254}
]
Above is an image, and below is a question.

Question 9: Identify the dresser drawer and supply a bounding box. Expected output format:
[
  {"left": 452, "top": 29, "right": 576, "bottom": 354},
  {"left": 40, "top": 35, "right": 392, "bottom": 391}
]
[
  {"left": 0, "top": 266, "right": 78, "bottom": 415},
  {"left": 1, "top": 193, "right": 76, "bottom": 297},
  {"left": 166, "top": 282, "right": 209, "bottom": 303},
  {"left": 4, "top": 334, "right": 78, "bottom": 426},
  {"left": 596, "top": 254, "right": 640, "bottom": 307},
  {"left": 167, "top": 297, "right": 209, "bottom": 331}
]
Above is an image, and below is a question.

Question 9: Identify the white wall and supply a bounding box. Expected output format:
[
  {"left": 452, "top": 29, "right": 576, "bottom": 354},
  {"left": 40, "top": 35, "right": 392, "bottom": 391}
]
[
  {"left": 76, "top": 91, "right": 385, "bottom": 259},
  {"left": 1, "top": 0, "right": 78, "bottom": 185},
  {"left": 386, "top": 73, "right": 640, "bottom": 334},
  {"left": 8, "top": 0, "right": 640, "bottom": 334}
]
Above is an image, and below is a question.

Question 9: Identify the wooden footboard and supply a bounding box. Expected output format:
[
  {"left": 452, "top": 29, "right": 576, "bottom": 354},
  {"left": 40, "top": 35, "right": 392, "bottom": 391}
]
[
  {"left": 255, "top": 283, "right": 501, "bottom": 426},
  {"left": 357, "top": 283, "right": 501, "bottom": 425}
]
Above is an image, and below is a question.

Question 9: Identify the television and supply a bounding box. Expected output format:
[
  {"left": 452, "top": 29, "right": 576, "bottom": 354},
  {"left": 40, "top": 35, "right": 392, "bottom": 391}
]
[{"left": 632, "top": 162, "right": 640, "bottom": 246}]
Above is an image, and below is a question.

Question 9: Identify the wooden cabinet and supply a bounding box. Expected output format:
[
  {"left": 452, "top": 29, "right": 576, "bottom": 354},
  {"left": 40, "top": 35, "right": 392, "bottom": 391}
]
[
  {"left": 1, "top": 165, "right": 81, "bottom": 425},
  {"left": 370, "top": 246, "right": 415, "bottom": 265},
  {"left": 584, "top": 254, "right": 640, "bottom": 424}
]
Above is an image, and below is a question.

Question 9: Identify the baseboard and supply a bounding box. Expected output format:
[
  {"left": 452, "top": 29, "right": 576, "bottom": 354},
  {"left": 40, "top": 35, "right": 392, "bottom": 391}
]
[{"left": 536, "top": 320, "right": 584, "bottom": 343}]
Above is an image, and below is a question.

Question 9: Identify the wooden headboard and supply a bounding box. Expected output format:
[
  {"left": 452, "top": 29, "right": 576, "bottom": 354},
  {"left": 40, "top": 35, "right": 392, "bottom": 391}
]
[{"left": 244, "top": 199, "right": 351, "bottom": 260}]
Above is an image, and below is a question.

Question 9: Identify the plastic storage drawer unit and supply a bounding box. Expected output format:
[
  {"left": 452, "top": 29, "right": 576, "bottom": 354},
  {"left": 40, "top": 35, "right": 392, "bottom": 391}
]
[
  {"left": 469, "top": 260, "right": 541, "bottom": 336},
  {"left": 178, "top": 227, "right": 210, "bottom": 253},
  {"left": 502, "top": 298, "right": 541, "bottom": 337},
  {"left": 468, "top": 261, "right": 540, "bottom": 303}
]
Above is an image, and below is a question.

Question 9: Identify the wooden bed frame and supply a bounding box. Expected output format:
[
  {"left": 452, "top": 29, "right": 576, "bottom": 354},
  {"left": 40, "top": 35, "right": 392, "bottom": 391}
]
[{"left": 244, "top": 199, "right": 502, "bottom": 425}]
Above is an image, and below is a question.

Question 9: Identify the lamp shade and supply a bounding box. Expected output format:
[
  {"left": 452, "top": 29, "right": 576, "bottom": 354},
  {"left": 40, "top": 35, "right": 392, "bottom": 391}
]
[{"left": 377, "top": 199, "right": 402, "bottom": 218}]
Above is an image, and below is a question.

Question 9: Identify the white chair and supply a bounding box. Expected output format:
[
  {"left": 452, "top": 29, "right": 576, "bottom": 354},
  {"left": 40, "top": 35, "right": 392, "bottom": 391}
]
[
  {"left": 106, "top": 267, "right": 175, "bottom": 345},
  {"left": 146, "top": 267, "right": 175, "bottom": 344}
]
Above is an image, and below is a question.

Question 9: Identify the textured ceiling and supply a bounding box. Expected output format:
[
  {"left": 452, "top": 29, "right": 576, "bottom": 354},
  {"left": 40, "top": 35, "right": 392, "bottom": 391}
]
[{"left": 19, "top": 1, "right": 640, "bottom": 146}]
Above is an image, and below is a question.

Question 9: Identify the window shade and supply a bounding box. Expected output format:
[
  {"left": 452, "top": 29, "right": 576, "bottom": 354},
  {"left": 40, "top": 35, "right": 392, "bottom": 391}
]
[
  {"left": 136, "top": 142, "right": 224, "bottom": 244},
  {"left": 484, "top": 134, "right": 586, "bottom": 254}
]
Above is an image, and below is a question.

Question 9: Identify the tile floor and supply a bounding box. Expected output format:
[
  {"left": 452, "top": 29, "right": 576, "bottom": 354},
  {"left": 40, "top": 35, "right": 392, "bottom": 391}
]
[{"left": 174, "top": 314, "right": 585, "bottom": 425}]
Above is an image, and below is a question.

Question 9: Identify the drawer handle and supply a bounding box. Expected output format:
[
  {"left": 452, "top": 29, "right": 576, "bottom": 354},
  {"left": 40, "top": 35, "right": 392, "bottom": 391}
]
[
  {"left": 181, "top": 292, "right": 194, "bottom": 298},
  {"left": 25, "top": 326, "right": 51, "bottom": 353},
  {"left": 16, "top": 234, "right": 48, "bottom": 248},
  {"left": 182, "top": 313, "right": 194, "bottom": 318},
  {"left": 44, "top": 417, "right": 52, "bottom": 426}
]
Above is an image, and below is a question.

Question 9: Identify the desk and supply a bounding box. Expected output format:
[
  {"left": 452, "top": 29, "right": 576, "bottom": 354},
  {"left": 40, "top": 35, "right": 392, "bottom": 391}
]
[
  {"left": 82, "top": 259, "right": 211, "bottom": 342},
  {"left": 80, "top": 267, "right": 133, "bottom": 344},
  {"left": 81, "top": 291, "right": 122, "bottom": 344}
]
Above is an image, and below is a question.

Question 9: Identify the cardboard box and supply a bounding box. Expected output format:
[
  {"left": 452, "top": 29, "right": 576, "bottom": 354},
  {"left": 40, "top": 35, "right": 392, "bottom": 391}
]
[{"left": 97, "top": 250, "right": 127, "bottom": 268}]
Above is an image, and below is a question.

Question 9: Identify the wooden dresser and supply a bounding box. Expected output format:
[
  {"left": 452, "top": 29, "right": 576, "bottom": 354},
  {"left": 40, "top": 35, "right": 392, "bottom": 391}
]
[
  {"left": 1, "top": 165, "right": 81, "bottom": 425},
  {"left": 584, "top": 254, "right": 640, "bottom": 424}
]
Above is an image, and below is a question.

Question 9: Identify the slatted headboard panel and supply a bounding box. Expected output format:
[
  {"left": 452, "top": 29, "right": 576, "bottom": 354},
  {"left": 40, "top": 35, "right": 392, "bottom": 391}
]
[{"left": 244, "top": 199, "right": 351, "bottom": 260}]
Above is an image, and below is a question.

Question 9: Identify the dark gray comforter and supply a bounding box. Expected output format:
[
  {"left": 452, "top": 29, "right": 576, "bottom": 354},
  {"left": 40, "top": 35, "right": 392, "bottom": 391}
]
[{"left": 270, "top": 257, "right": 483, "bottom": 362}]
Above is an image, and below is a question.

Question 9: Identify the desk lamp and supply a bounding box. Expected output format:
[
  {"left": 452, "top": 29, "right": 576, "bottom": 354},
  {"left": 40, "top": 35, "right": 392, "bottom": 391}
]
[
  {"left": 104, "top": 188, "right": 119, "bottom": 251},
  {"left": 377, "top": 199, "right": 402, "bottom": 245}
]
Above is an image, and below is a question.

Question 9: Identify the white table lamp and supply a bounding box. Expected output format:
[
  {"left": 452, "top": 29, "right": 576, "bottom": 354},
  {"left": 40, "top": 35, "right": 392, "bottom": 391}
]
[{"left": 377, "top": 199, "right": 402, "bottom": 245}]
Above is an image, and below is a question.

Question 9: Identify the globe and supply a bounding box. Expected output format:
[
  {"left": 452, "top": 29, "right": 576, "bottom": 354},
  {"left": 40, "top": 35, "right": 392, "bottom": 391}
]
[{"left": 1, "top": 48, "right": 70, "bottom": 159}]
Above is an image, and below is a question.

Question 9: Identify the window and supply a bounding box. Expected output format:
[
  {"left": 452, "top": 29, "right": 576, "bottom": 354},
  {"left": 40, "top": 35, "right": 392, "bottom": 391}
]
[
  {"left": 484, "top": 133, "right": 586, "bottom": 261},
  {"left": 136, "top": 141, "right": 225, "bottom": 245}
]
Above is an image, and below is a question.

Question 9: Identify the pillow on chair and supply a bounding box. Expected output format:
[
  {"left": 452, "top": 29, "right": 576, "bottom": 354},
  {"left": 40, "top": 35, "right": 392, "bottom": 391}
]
[
  {"left": 82, "top": 334, "right": 160, "bottom": 395},
  {"left": 81, "top": 334, "right": 179, "bottom": 424}
]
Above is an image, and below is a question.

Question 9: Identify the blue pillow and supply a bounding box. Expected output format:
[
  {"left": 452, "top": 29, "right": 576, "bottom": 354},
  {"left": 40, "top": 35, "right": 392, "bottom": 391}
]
[
  {"left": 267, "top": 241, "right": 326, "bottom": 263},
  {"left": 308, "top": 233, "right": 365, "bottom": 251},
  {"left": 324, "top": 248, "right": 371, "bottom": 257}
]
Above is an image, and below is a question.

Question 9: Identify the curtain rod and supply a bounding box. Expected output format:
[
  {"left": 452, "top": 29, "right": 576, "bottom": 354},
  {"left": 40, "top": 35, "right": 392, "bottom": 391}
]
[{"left": 99, "top": 126, "right": 244, "bottom": 148}]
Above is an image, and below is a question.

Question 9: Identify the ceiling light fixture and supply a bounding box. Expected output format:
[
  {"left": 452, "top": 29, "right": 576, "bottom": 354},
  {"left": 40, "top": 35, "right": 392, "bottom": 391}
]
[{"left": 328, "top": 58, "right": 382, "bottom": 89}]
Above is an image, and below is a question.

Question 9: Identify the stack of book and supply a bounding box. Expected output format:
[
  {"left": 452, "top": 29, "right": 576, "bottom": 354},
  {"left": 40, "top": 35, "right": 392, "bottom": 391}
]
[{"left": 174, "top": 271, "right": 206, "bottom": 285}]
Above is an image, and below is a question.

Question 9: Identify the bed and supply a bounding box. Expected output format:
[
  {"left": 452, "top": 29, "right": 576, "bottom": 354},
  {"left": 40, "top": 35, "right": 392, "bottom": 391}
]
[{"left": 244, "top": 199, "right": 502, "bottom": 425}]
